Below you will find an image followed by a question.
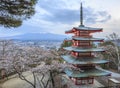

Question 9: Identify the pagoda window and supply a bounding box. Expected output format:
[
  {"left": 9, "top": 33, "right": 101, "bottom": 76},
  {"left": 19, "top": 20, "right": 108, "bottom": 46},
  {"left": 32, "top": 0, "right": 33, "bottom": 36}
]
[
  {"left": 77, "top": 41, "right": 80, "bottom": 46},
  {"left": 75, "top": 42, "right": 77, "bottom": 46},
  {"left": 77, "top": 79, "right": 82, "bottom": 85},
  {"left": 74, "top": 31, "right": 77, "bottom": 36},
  {"left": 80, "top": 31, "right": 89, "bottom": 33},
  {"left": 73, "top": 42, "right": 75, "bottom": 46},
  {"left": 80, "top": 31, "right": 90, "bottom": 37},
  {"left": 76, "top": 77, "right": 93, "bottom": 84},
  {"left": 80, "top": 34, "right": 89, "bottom": 36},
  {"left": 88, "top": 78, "right": 94, "bottom": 84},
  {"left": 80, "top": 41, "right": 89, "bottom": 43},
  {"left": 77, "top": 65, "right": 95, "bottom": 70},
  {"left": 76, "top": 78, "right": 94, "bottom": 85},
  {"left": 81, "top": 79, "right": 87, "bottom": 84},
  {"left": 72, "top": 40, "right": 76, "bottom": 46},
  {"left": 78, "top": 41, "right": 90, "bottom": 46},
  {"left": 78, "top": 52, "right": 91, "bottom": 57},
  {"left": 76, "top": 31, "right": 80, "bottom": 36},
  {"left": 77, "top": 41, "right": 79, "bottom": 46},
  {"left": 71, "top": 51, "right": 79, "bottom": 57}
]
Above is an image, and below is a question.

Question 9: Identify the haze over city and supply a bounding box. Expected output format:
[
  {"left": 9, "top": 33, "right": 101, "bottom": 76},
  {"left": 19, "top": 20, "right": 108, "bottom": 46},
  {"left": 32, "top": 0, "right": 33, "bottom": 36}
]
[{"left": 0, "top": 0, "right": 120, "bottom": 38}]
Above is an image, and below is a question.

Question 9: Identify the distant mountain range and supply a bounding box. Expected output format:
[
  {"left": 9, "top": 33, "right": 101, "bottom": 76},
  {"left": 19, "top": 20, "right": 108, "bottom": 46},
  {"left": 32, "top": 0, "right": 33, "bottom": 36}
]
[{"left": 0, "top": 33, "right": 68, "bottom": 41}]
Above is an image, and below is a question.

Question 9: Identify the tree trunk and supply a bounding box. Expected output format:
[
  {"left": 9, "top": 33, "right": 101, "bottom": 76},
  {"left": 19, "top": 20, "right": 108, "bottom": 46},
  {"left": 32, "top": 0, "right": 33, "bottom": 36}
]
[
  {"left": 33, "top": 72, "right": 36, "bottom": 88},
  {"left": 50, "top": 71, "right": 55, "bottom": 88},
  {"left": 13, "top": 66, "right": 36, "bottom": 88},
  {"left": 118, "top": 66, "right": 120, "bottom": 72},
  {"left": 115, "top": 46, "right": 120, "bottom": 72}
]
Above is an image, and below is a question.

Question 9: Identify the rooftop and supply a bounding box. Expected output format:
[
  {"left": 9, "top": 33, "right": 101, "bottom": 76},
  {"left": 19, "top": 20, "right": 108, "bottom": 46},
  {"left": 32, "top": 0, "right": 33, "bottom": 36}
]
[
  {"left": 65, "top": 25, "right": 103, "bottom": 33},
  {"left": 74, "top": 25, "right": 102, "bottom": 31}
]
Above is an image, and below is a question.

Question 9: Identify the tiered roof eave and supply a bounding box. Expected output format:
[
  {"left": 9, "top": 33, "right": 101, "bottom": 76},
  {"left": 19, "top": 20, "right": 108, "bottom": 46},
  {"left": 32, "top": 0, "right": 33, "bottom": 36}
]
[
  {"left": 61, "top": 55, "right": 109, "bottom": 65},
  {"left": 65, "top": 68, "right": 111, "bottom": 78},
  {"left": 65, "top": 25, "right": 103, "bottom": 34}
]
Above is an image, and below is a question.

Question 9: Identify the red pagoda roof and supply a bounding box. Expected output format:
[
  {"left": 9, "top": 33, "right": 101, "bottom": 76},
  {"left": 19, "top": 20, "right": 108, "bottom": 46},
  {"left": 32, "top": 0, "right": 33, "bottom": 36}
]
[{"left": 65, "top": 25, "right": 102, "bottom": 34}]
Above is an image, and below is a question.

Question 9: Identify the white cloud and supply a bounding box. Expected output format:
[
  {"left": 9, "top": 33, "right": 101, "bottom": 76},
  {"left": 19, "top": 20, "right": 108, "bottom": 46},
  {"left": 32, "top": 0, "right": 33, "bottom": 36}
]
[
  {"left": 0, "top": 0, "right": 120, "bottom": 38},
  {"left": 92, "top": 18, "right": 120, "bottom": 38}
]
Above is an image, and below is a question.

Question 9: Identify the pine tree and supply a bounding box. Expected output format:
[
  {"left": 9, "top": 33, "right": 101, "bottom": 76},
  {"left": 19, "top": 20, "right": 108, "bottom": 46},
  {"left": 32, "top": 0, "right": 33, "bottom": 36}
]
[{"left": 0, "top": 0, "right": 37, "bottom": 28}]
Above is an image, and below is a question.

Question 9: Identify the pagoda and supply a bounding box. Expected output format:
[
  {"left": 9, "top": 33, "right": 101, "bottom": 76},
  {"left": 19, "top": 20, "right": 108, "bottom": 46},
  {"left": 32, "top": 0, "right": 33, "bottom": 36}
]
[{"left": 61, "top": 3, "right": 111, "bottom": 85}]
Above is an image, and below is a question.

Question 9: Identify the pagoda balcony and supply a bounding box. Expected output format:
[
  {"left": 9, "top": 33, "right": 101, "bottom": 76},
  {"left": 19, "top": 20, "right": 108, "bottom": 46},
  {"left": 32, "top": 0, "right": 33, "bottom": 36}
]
[
  {"left": 72, "top": 37, "right": 104, "bottom": 42},
  {"left": 71, "top": 54, "right": 95, "bottom": 58},
  {"left": 63, "top": 46, "right": 105, "bottom": 52},
  {"left": 73, "top": 64, "right": 96, "bottom": 70},
  {"left": 72, "top": 45, "right": 93, "bottom": 48},
  {"left": 72, "top": 35, "right": 92, "bottom": 38}
]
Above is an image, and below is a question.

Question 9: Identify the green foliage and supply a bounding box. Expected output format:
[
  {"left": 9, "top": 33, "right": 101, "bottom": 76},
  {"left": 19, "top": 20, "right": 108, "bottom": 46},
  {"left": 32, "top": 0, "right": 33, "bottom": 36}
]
[
  {"left": 99, "top": 41, "right": 114, "bottom": 46},
  {"left": 0, "top": 0, "right": 37, "bottom": 28},
  {"left": 57, "top": 58, "right": 64, "bottom": 63},
  {"left": 61, "top": 40, "right": 72, "bottom": 47}
]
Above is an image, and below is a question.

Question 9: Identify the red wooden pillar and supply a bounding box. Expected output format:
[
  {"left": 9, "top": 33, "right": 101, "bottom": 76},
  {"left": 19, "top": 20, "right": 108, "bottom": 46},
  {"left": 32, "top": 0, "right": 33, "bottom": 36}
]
[
  {"left": 75, "top": 78, "right": 77, "bottom": 85},
  {"left": 92, "top": 78, "right": 94, "bottom": 84},
  {"left": 89, "top": 41, "right": 90, "bottom": 47},
  {"left": 90, "top": 52, "right": 91, "bottom": 56},
  {"left": 77, "top": 40, "right": 78, "bottom": 46}
]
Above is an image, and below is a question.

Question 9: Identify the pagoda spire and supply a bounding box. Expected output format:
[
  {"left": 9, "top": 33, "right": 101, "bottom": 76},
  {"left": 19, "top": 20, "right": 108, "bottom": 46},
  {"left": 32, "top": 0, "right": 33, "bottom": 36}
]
[{"left": 80, "top": 3, "right": 84, "bottom": 27}]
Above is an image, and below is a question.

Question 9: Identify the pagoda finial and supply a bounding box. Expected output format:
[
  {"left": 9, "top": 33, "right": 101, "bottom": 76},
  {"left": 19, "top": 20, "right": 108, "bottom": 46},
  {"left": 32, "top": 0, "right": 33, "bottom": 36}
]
[{"left": 79, "top": 2, "right": 84, "bottom": 27}]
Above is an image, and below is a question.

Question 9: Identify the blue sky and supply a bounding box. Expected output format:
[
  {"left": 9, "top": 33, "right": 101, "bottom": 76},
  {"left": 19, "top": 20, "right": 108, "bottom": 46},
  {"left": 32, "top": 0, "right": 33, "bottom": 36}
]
[{"left": 0, "top": 0, "right": 120, "bottom": 38}]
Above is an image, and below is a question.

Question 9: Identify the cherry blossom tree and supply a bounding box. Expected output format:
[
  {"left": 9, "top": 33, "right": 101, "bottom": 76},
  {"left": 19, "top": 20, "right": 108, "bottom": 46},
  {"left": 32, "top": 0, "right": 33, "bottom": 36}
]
[
  {"left": 32, "top": 61, "right": 77, "bottom": 88},
  {"left": 101, "top": 33, "right": 120, "bottom": 71},
  {"left": 0, "top": 40, "right": 16, "bottom": 78},
  {"left": 10, "top": 46, "right": 48, "bottom": 88},
  {"left": 0, "top": 40, "right": 82, "bottom": 88}
]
